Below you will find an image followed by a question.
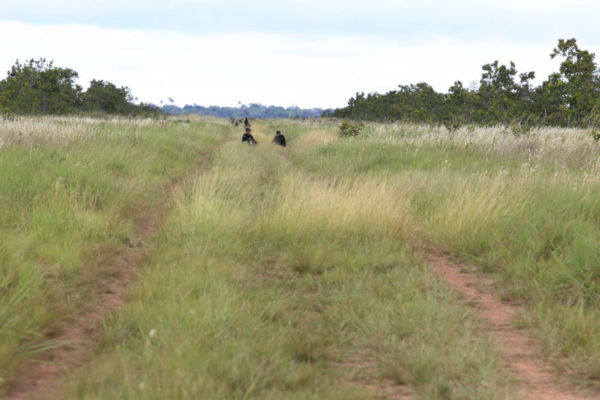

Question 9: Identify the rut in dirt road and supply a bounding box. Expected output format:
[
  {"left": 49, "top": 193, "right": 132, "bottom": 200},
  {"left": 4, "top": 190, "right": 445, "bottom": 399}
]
[
  {"left": 5, "top": 145, "right": 220, "bottom": 400},
  {"left": 427, "top": 253, "right": 596, "bottom": 400},
  {"left": 5, "top": 213, "right": 160, "bottom": 400}
]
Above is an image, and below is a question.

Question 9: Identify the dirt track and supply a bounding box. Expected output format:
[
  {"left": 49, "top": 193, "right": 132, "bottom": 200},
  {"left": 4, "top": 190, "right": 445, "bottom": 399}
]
[
  {"left": 5, "top": 145, "right": 218, "bottom": 400},
  {"left": 427, "top": 252, "right": 596, "bottom": 400},
  {"left": 7, "top": 136, "right": 598, "bottom": 400},
  {"left": 6, "top": 214, "right": 159, "bottom": 400}
]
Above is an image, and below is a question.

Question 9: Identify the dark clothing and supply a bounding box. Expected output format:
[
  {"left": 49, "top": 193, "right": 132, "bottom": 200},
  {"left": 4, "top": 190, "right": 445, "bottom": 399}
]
[
  {"left": 244, "top": 118, "right": 250, "bottom": 128},
  {"left": 272, "top": 134, "right": 286, "bottom": 147},
  {"left": 242, "top": 133, "right": 257, "bottom": 145}
]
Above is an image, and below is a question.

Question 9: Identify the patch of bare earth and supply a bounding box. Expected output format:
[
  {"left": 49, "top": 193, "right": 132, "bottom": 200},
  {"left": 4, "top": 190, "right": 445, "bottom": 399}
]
[
  {"left": 427, "top": 252, "right": 596, "bottom": 400},
  {"left": 5, "top": 147, "right": 219, "bottom": 400}
]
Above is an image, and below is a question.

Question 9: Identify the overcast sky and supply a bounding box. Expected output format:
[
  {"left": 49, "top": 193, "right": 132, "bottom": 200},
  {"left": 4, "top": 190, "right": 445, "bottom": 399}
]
[{"left": 1, "top": 0, "right": 599, "bottom": 108}]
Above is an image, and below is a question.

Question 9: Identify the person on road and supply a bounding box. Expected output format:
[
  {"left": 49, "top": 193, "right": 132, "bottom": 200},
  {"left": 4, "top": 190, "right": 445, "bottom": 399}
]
[
  {"left": 272, "top": 130, "right": 286, "bottom": 147},
  {"left": 242, "top": 127, "right": 257, "bottom": 145}
]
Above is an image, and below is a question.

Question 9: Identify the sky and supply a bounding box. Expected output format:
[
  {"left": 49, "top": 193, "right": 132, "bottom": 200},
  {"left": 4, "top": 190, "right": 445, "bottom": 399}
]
[{"left": 1, "top": 0, "right": 599, "bottom": 109}]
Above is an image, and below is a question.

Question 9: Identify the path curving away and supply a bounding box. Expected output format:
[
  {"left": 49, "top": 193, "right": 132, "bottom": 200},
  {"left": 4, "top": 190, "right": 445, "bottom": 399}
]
[{"left": 427, "top": 252, "right": 596, "bottom": 400}]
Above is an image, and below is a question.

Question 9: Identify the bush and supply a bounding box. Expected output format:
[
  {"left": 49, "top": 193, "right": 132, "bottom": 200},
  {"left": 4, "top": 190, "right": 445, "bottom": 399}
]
[
  {"left": 443, "top": 118, "right": 462, "bottom": 134},
  {"left": 510, "top": 119, "right": 533, "bottom": 136},
  {"left": 339, "top": 120, "right": 364, "bottom": 137}
]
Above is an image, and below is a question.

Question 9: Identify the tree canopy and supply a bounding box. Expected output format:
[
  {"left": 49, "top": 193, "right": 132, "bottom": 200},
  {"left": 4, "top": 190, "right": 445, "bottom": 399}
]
[
  {"left": 0, "top": 58, "right": 159, "bottom": 116},
  {"left": 331, "top": 39, "right": 600, "bottom": 128}
]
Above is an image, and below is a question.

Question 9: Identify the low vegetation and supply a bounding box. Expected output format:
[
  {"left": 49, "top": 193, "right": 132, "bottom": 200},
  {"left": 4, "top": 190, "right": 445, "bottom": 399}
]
[
  {"left": 2, "top": 117, "right": 600, "bottom": 399},
  {"left": 338, "top": 120, "right": 364, "bottom": 137},
  {"left": 287, "top": 120, "right": 600, "bottom": 387},
  {"left": 0, "top": 116, "right": 225, "bottom": 395},
  {"left": 63, "top": 129, "right": 510, "bottom": 399}
]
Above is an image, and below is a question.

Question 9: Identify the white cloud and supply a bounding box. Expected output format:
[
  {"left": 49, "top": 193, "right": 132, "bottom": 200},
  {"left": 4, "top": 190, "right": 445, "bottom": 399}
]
[{"left": 0, "top": 21, "right": 592, "bottom": 108}]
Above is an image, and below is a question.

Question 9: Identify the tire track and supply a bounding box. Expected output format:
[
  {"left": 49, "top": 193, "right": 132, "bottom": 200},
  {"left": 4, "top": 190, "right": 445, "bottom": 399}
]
[
  {"left": 427, "top": 252, "right": 596, "bottom": 400},
  {"left": 5, "top": 141, "right": 222, "bottom": 400}
]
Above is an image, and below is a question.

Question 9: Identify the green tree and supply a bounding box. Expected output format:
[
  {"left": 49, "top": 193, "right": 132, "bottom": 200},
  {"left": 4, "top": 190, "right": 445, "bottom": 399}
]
[
  {"left": 477, "top": 61, "right": 535, "bottom": 124},
  {"left": 0, "top": 58, "right": 81, "bottom": 114},
  {"left": 81, "top": 79, "right": 135, "bottom": 114},
  {"left": 443, "top": 81, "right": 474, "bottom": 130},
  {"left": 546, "top": 38, "right": 600, "bottom": 125},
  {"left": 328, "top": 38, "right": 600, "bottom": 129}
]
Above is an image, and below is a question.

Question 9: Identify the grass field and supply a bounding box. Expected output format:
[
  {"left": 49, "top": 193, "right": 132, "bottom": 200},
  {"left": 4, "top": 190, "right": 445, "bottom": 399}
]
[
  {"left": 0, "top": 116, "right": 226, "bottom": 395},
  {"left": 2, "top": 117, "right": 600, "bottom": 399}
]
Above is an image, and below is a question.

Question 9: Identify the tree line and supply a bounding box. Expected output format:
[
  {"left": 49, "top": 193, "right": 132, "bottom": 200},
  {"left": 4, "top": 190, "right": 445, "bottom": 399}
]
[
  {"left": 162, "top": 103, "right": 325, "bottom": 119},
  {"left": 0, "top": 58, "right": 159, "bottom": 117},
  {"left": 328, "top": 39, "right": 600, "bottom": 129}
]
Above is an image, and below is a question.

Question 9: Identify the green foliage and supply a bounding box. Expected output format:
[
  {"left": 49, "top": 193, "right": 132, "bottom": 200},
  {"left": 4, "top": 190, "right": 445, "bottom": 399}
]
[
  {"left": 81, "top": 79, "right": 133, "bottom": 114},
  {"left": 510, "top": 118, "right": 534, "bottom": 136},
  {"left": 0, "top": 58, "right": 161, "bottom": 117},
  {"left": 442, "top": 116, "right": 463, "bottom": 134},
  {"left": 333, "top": 38, "right": 600, "bottom": 128},
  {"left": 2, "top": 110, "right": 15, "bottom": 122},
  {"left": 0, "top": 58, "right": 81, "bottom": 115},
  {"left": 338, "top": 119, "right": 364, "bottom": 137}
]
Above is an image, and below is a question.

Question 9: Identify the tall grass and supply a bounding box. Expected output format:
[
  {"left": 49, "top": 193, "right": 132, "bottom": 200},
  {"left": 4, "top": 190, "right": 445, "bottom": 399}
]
[
  {"left": 288, "top": 120, "right": 600, "bottom": 388},
  {"left": 64, "top": 138, "right": 511, "bottom": 399},
  {"left": 0, "top": 116, "right": 225, "bottom": 395},
  {"left": 420, "top": 170, "right": 600, "bottom": 382},
  {"left": 10, "top": 117, "right": 600, "bottom": 397},
  {"left": 363, "top": 122, "right": 600, "bottom": 172}
]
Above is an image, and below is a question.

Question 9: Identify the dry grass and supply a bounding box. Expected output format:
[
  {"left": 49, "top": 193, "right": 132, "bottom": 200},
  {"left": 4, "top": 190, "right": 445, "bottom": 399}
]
[{"left": 362, "top": 122, "right": 600, "bottom": 172}]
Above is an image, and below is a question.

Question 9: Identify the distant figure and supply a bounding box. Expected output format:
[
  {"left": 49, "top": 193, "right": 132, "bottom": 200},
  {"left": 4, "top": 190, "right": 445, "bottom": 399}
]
[
  {"left": 244, "top": 117, "right": 250, "bottom": 128},
  {"left": 242, "top": 127, "right": 257, "bottom": 145},
  {"left": 272, "top": 130, "right": 286, "bottom": 147}
]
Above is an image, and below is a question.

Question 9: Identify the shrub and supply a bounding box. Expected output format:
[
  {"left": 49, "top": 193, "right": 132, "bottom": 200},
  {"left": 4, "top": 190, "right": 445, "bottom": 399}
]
[
  {"left": 339, "top": 120, "right": 364, "bottom": 137},
  {"left": 443, "top": 118, "right": 462, "bottom": 134},
  {"left": 510, "top": 119, "right": 533, "bottom": 136}
]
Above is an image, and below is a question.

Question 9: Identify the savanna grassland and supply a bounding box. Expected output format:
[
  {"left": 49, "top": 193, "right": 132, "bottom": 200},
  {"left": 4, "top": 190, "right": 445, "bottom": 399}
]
[
  {"left": 2, "top": 116, "right": 600, "bottom": 399},
  {"left": 0, "top": 116, "right": 225, "bottom": 397}
]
